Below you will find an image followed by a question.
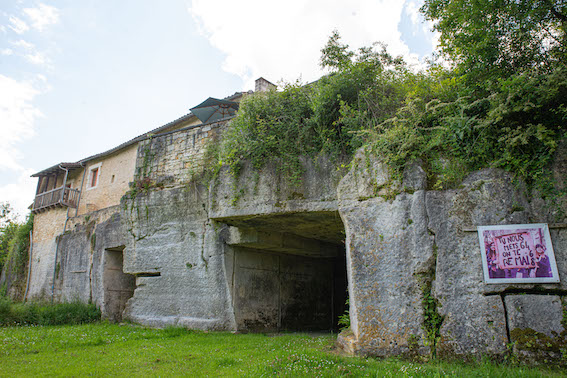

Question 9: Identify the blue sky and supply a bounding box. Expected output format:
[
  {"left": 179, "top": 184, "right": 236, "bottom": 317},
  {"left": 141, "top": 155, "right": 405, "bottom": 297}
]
[{"left": 0, "top": 0, "right": 436, "bottom": 218}]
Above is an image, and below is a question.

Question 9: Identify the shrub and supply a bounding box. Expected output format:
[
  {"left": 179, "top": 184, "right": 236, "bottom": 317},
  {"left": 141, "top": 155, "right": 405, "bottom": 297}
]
[
  {"left": 369, "top": 67, "right": 567, "bottom": 192},
  {"left": 0, "top": 214, "right": 33, "bottom": 277},
  {"left": 216, "top": 31, "right": 566, "bottom": 199},
  {"left": 221, "top": 82, "right": 315, "bottom": 184},
  {"left": 219, "top": 34, "right": 408, "bottom": 185}
]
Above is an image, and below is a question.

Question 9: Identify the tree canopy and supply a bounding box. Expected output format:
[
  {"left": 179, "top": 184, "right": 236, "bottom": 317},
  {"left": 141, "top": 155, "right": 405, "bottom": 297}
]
[{"left": 422, "top": 0, "right": 567, "bottom": 85}]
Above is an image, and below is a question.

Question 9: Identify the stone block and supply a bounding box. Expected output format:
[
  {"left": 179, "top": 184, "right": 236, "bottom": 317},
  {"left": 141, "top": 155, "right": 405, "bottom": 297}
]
[
  {"left": 435, "top": 294, "right": 508, "bottom": 357},
  {"left": 339, "top": 189, "right": 434, "bottom": 357},
  {"left": 505, "top": 294, "right": 566, "bottom": 363},
  {"left": 505, "top": 295, "right": 565, "bottom": 338}
]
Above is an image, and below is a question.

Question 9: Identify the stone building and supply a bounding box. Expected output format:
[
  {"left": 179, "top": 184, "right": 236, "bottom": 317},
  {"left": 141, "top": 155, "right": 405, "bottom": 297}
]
[
  {"left": 25, "top": 77, "right": 567, "bottom": 361},
  {"left": 27, "top": 84, "right": 253, "bottom": 304}
]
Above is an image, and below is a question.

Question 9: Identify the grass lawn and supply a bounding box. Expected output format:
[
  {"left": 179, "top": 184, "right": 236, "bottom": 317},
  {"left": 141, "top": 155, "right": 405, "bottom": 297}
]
[{"left": 0, "top": 323, "right": 564, "bottom": 377}]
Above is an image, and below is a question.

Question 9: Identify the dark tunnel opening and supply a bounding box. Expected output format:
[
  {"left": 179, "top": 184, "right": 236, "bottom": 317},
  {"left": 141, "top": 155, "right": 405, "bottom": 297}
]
[{"left": 221, "top": 211, "right": 349, "bottom": 333}]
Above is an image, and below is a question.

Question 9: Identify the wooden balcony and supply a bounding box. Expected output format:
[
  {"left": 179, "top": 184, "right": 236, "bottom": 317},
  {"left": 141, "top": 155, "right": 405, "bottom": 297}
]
[{"left": 32, "top": 186, "right": 80, "bottom": 213}]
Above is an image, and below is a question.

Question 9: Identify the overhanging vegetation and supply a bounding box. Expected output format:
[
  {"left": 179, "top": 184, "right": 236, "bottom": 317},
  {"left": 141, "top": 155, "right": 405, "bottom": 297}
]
[{"left": 213, "top": 2, "right": 566, "bottom": 199}]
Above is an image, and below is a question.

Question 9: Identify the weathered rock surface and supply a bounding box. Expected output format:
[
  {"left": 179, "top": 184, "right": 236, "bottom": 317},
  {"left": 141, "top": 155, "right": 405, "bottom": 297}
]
[
  {"left": 337, "top": 152, "right": 433, "bottom": 357},
  {"left": 209, "top": 157, "right": 343, "bottom": 220},
  {"left": 121, "top": 185, "right": 236, "bottom": 330},
  {"left": 56, "top": 209, "right": 128, "bottom": 318},
  {"left": 506, "top": 295, "right": 565, "bottom": 338},
  {"left": 336, "top": 146, "right": 567, "bottom": 360},
  {"left": 506, "top": 294, "right": 566, "bottom": 363},
  {"left": 56, "top": 222, "right": 94, "bottom": 303},
  {"left": 36, "top": 140, "right": 567, "bottom": 363},
  {"left": 425, "top": 170, "right": 527, "bottom": 357}
]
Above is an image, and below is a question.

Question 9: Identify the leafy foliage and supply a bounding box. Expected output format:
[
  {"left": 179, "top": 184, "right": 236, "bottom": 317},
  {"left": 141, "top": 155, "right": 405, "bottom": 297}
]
[
  {"left": 422, "top": 0, "right": 567, "bottom": 86},
  {"left": 0, "top": 202, "right": 17, "bottom": 228},
  {"left": 221, "top": 82, "right": 315, "bottom": 184},
  {"left": 219, "top": 14, "right": 565, "bottom": 197},
  {"left": 0, "top": 211, "right": 33, "bottom": 279},
  {"left": 220, "top": 33, "right": 408, "bottom": 184},
  {"left": 0, "top": 222, "right": 18, "bottom": 274},
  {"left": 421, "top": 281, "right": 444, "bottom": 354},
  {"left": 337, "top": 298, "right": 350, "bottom": 331},
  {"left": 369, "top": 61, "right": 567, "bottom": 191}
]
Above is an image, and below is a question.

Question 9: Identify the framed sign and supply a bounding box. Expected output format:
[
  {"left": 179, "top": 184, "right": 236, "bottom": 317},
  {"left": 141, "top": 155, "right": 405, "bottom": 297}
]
[{"left": 478, "top": 224, "right": 560, "bottom": 284}]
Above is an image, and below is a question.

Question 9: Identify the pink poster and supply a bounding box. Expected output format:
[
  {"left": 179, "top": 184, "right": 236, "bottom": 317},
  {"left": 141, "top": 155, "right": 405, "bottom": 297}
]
[{"left": 478, "top": 224, "right": 559, "bottom": 284}]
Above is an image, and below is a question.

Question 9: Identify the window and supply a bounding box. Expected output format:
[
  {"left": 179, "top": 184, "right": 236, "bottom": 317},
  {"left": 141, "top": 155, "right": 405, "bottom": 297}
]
[
  {"left": 90, "top": 168, "right": 99, "bottom": 186},
  {"left": 87, "top": 163, "right": 102, "bottom": 190}
]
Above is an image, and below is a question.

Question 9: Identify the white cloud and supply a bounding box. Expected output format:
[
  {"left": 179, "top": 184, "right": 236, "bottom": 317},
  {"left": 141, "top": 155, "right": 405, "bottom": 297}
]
[
  {"left": 25, "top": 51, "right": 47, "bottom": 65},
  {"left": 9, "top": 40, "right": 50, "bottom": 66},
  {"left": 23, "top": 3, "right": 60, "bottom": 32},
  {"left": 0, "top": 169, "right": 36, "bottom": 221},
  {"left": 12, "top": 39, "right": 35, "bottom": 50},
  {"left": 189, "top": 0, "right": 431, "bottom": 89},
  {"left": 8, "top": 16, "right": 29, "bottom": 34},
  {"left": 0, "top": 75, "right": 44, "bottom": 218},
  {"left": 0, "top": 4, "right": 59, "bottom": 218},
  {"left": 0, "top": 74, "right": 43, "bottom": 172},
  {"left": 404, "top": 0, "right": 439, "bottom": 48},
  {"left": 405, "top": 1, "right": 421, "bottom": 26}
]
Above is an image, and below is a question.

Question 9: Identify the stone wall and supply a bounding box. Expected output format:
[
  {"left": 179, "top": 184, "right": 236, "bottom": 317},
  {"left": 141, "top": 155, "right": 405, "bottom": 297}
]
[
  {"left": 27, "top": 207, "right": 69, "bottom": 300},
  {"left": 116, "top": 154, "right": 348, "bottom": 330},
  {"left": 25, "top": 119, "right": 220, "bottom": 303},
  {"left": 54, "top": 208, "right": 126, "bottom": 311},
  {"left": 121, "top": 185, "right": 236, "bottom": 330},
  {"left": 26, "top": 205, "right": 123, "bottom": 302},
  {"left": 135, "top": 119, "right": 229, "bottom": 187},
  {"left": 26, "top": 143, "right": 138, "bottom": 301}
]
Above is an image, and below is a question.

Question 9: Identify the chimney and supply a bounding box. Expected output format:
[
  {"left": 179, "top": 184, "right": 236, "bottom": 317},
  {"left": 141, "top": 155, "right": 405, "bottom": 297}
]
[{"left": 255, "top": 77, "right": 276, "bottom": 92}]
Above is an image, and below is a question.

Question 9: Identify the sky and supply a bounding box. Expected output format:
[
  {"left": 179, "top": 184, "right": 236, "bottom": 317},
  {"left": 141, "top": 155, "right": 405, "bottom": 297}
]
[{"left": 0, "top": 0, "right": 436, "bottom": 219}]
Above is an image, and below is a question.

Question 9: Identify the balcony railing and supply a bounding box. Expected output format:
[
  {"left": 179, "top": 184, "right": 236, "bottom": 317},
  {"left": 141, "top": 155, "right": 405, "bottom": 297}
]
[{"left": 32, "top": 186, "right": 80, "bottom": 213}]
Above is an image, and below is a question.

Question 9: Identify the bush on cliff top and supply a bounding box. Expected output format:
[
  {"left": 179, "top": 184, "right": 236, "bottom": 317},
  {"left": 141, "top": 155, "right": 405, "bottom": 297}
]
[
  {"left": 217, "top": 28, "right": 566, "bottom": 194},
  {"left": 219, "top": 32, "right": 409, "bottom": 184}
]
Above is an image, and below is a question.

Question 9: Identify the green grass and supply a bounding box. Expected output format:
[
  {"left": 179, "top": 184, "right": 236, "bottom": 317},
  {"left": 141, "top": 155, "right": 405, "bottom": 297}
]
[
  {"left": 0, "top": 323, "right": 564, "bottom": 377},
  {"left": 0, "top": 298, "right": 100, "bottom": 326}
]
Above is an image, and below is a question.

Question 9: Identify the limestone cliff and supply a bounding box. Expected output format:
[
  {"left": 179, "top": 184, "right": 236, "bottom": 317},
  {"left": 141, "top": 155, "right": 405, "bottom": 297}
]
[{"left": 33, "top": 133, "right": 567, "bottom": 362}]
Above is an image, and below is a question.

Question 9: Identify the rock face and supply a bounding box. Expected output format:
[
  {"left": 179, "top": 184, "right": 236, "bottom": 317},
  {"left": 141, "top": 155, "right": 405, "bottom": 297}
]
[
  {"left": 41, "top": 140, "right": 567, "bottom": 362},
  {"left": 121, "top": 185, "right": 236, "bottom": 330},
  {"left": 505, "top": 295, "right": 564, "bottom": 338},
  {"left": 337, "top": 153, "right": 434, "bottom": 356},
  {"left": 336, "top": 147, "right": 567, "bottom": 360},
  {"left": 506, "top": 295, "right": 566, "bottom": 363},
  {"left": 424, "top": 170, "right": 523, "bottom": 358},
  {"left": 55, "top": 208, "right": 128, "bottom": 318}
]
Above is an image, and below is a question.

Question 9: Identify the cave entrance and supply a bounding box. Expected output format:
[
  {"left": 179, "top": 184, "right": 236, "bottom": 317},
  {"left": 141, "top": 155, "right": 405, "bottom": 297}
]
[
  {"left": 223, "top": 211, "right": 348, "bottom": 333},
  {"left": 103, "top": 247, "right": 135, "bottom": 322}
]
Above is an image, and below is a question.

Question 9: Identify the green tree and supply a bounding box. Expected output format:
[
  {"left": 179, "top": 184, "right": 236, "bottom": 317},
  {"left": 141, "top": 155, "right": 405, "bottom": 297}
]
[
  {"left": 0, "top": 204, "right": 33, "bottom": 291},
  {"left": 0, "top": 202, "right": 16, "bottom": 228},
  {"left": 316, "top": 31, "right": 409, "bottom": 155},
  {"left": 422, "top": 0, "right": 567, "bottom": 85}
]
